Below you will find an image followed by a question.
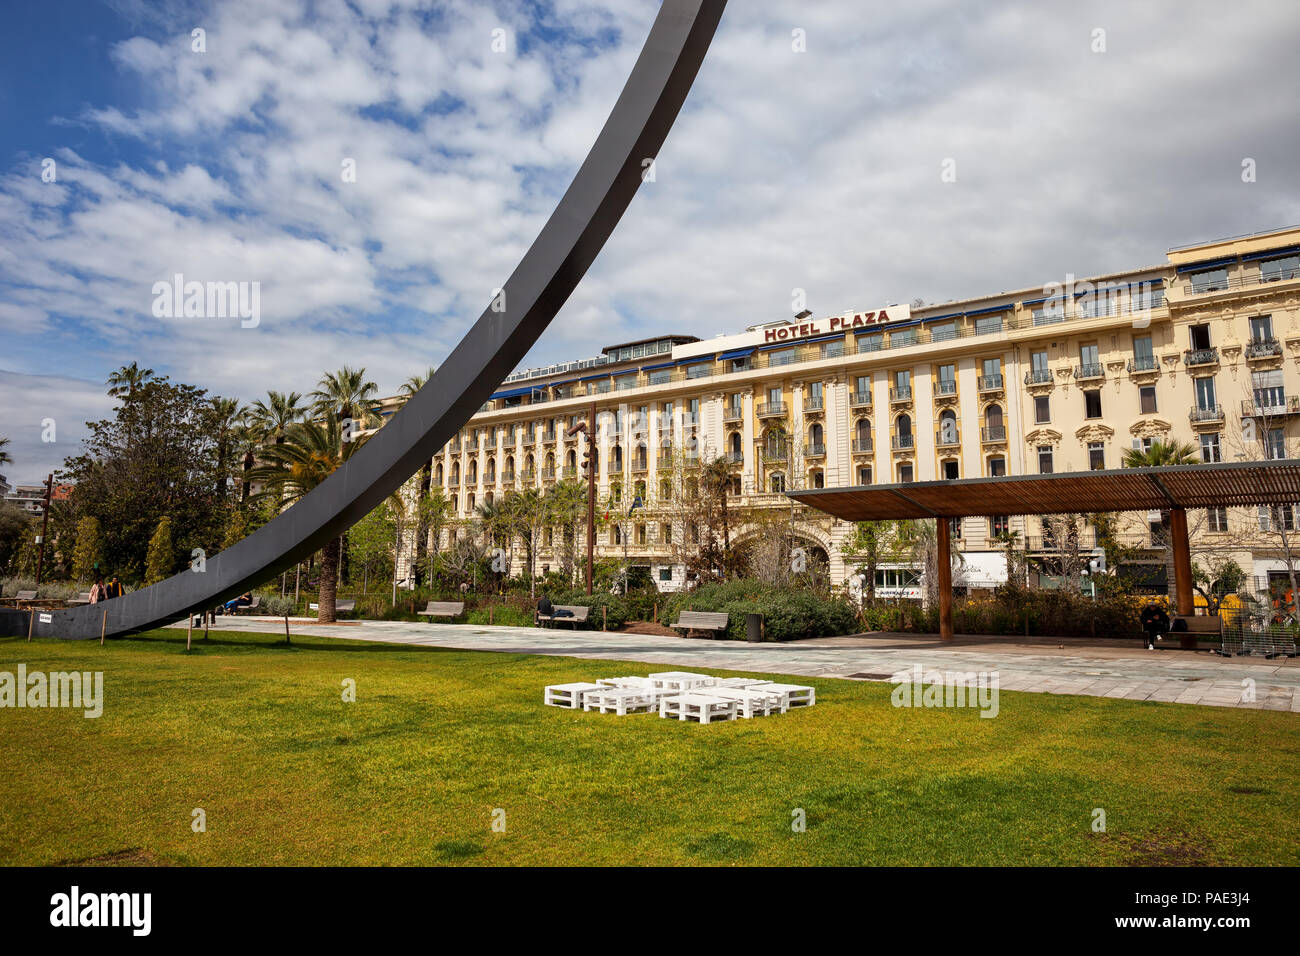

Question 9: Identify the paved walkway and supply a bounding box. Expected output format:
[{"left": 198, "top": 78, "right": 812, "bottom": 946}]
[{"left": 171, "top": 617, "right": 1300, "bottom": 712}]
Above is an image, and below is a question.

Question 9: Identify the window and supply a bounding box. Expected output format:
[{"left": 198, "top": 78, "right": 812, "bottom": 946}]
[
  {"left": 938, "top": 409, "right": 958, "bottom": 445},
  {"left": 949, "top": 517, "right": 963, "bottom": 539},
  {"left": 987, "top": 457, "right": 1006, "bottom": 477},
  {"left": 767, "top": 386, "right": 781, "bottom": 406},
  {"left": 1034, "top": 394, "right": 1050, "bottom": 424},
  {"left": 808, "top": 381, "right": 824, "bottom": 406},
  {"left": 1032, "top": 300, "right": 1065, "bottom": 325},
  {"left": 1139, "top": 386, "right": 1157, "bottom": 414},
  {"left": 1088, "top": 442, "right": 1105, "bottom": 470},
  {"left": 1194, "top": 376, "right": 1217, "bottom": 410},
  {"left": 1031, "top": 349, "right": 1050, "bottom": 372},
  {"left": 894, "top": 369, "right": 911, "bottom": 394},
  {"left": 974, "top": 314, "right": 1003, "bottom": 335},
  {"left": 854, "top": 374, "right": 870, "bottom": 395},
  {"left": 1260, "top": 255, "right": 1300, "bottom": 282},
  {"left": 1267, "top": 427, "right": 1286, "bottom": 460},
  {"left": 1130, "top": 284, "right": 1165, "bottom": 311},
  {"left": 1189, "top": 324, "right": 1212, "bottom": 350},
  {"left": 1259, "top": 505, "right": 1297, "bottom": 532},
  {"left": 1250, "top": 315, "right": 1274, "bottom": 342},
  {"left": 942, "top": 460, "right": 959, "bottom": 480},
  {"left": 1252, "top": 368, "right": 1284, "bottom": 412},
  {"left": 1190, "top": 268, "right": 1229, "bottom": 293},
  {"left": 1038, "top": 446, "right": 1054, "bottom": 474},
  {"left": 769, "top": 473, "right": 786, "bottom": 493},
  {"left": 1084, "top": 389, "right": 1102, "bottom": 419},
  {"left": 1207, "top": 508, "right": 1228, "bottom": 533},
  {"left": 1200, "top": 432, "right": 1221, "bottom": 463},
  {"left": 1078, "top": 288, "right": 1118, "bottom": 318},
  {"left": 661, "top": 522, "right": 672, "bottom": 544},
  {"left": 857, "top": 465, "right": 872, "bottom": 485},
  {"left": 859, "top": 333, "right": 883, "bottom": 352},
  {"left": 1132, "top": 334, "right": 1155, "bottom": 371},
  {"left": 659, "top": 567, "right": 673, "bottom": 582},
  {"left": 1080, "top": 343, "right": 1100, "bottom": 373},
  {"left": 936, "top": 363, "right": 956, "bottom": 394},
  {"left": 930, "top": 322, "right": 956, "bottom": 342},
  {"left": 991, "top": 515, "right": 1010, "bottom": 537},
  {"left": 898, "top": 464, "right": 914, "bottom": 483},
  {"left": 981, "top": 357, "right": 1001, "bottom": 381}
]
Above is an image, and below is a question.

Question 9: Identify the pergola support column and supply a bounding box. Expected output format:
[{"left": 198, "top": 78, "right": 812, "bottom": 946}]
[
  {"left": 937, "top": 517, "right": 953, "bottom": 642},
  {"left": 1169, "top": 506, "right": 1196, "bottom": 648}
]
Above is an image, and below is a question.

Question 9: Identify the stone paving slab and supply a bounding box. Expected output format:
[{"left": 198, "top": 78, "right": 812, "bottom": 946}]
[{"left": 165, "top": 617, "right": 1300, "bottom": 712}]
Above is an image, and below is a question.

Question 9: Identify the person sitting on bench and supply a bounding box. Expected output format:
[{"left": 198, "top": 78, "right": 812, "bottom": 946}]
[
  {"left": 537, "top": 595, "right": 572, "bottom": 620},
  {"left": 220, "top": 592, "right": 253, "bottom": 614}
]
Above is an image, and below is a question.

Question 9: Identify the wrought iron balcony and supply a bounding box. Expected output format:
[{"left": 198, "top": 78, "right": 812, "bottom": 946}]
[
  {"left": 977, "top": 374, "right": 1004, "bottom": 391},
  {"left": 849, "top": 390, "right": 872, "bottom": 407},
  {"left": 1126, "top": 356, "right": 1158, "bottom": 373},
  {"left": 1189, "top": 405, "right": 1223, "bottom": 424},
  {"left": 804, "top": 443, "right": 826, "bottom": 458},
  {"left": 891, "top": 434, "right": 915, "bottom": 450},
  {"left": 1073, "top": 364, "right": 1104, "bottom": 380},
  {"left": 804, "top": 396, "right": 824, "bottom": 412},
  {"left": 723, "top": 406, "right": 743, "bottom": 422},
  {"left": 889, "top": 386, "right": 912, "bottom": 403},
  {"left": 935, "top": 429, "right": 960, "bottom": 447},
  {"left": 1024, "top": 368, "right": 1053, "bottom": 385},
  {"left": 1246, "top": 338, "right": 1281, "bottom": 359},
  {"left": 1241, "top": 395, "right": 1300, "bottom": 417},
  {"left": 981, "top": 425, "right": 1007, "bottom": 442},
  {"left": 756, "top": 402, "right": 786, "bottom": 418},
  {"left": 1184, "top": 348, "right": 1218, "bottom": 367},
  {"left": 852, "top": 438, "right": 873, "bottom": 453},
  {"left": 933, "top": 379, "right": 957, "bottom": 397}
]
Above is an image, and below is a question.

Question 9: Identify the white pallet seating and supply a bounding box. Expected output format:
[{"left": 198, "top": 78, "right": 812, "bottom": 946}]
[
  {"left": 756, "top": 683, "right": 816, "bottom": 708},
  {"left": 596, "top": 676, "right": 657, "bottom": 689},
  {"left": 648, "top": 671, "right": 718, "bottom": 694},
  {"left": 705, "top": 686, "right": 785, "bottom": 717},
  {"left": 583, "top": 687, "right": 658, "bottom": 715},
  {"left": 659, "top": 693, "right": 739, "bottom": 724},
  {"left": 708, "top": 677, "right": 773, "bottom": 689},
  {"left": 544, "top": 682, "right": 605, "bottom": 709}
]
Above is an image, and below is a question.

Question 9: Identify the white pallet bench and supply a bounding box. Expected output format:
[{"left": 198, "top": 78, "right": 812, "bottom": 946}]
[
  {"left": 596, "top": 676, "right": 657, "bottom": 689},
  {"left": 583, "top": 687, "right": 658, "bottom": 715},
  {"left": 648, "top": 671, "right": 717, "bottom": 694},
  {"left": 757, "top": 683, "right": 816, "bottom": 708},
  {"left": 544, "top": 682, "right": 604, "bottom": 709},
  {"left": 709, "top": 677, "right": 773, "bottom": 689},
  {"left": 706, "top": 686, "right": 784, "bottom": 717},
  {"left": 659, "top": 693, "right": 738, "bottom": 723}
]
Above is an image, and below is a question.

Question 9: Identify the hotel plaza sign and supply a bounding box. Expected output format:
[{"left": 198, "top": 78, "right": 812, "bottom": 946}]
[{"left": 760, "top": 306, "right": 911, "bottom": 343}]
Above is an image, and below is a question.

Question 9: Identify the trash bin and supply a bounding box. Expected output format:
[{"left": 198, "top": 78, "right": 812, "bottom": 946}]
[{"left": 746, "top": 613, "right": 763, "bottom": 643}]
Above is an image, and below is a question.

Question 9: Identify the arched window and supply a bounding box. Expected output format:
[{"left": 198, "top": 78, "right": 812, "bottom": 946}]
[
  {"left": 808, "top": 422, "right": 824, "bottom": 448},
  {"left": 567, "top": 449, "right": 576, "bottom": 468},
  {"left": 811, "top": 469, "right": 825, "bottom": 489},
  {"left": 660, "top": 478, "right": 672, "bottom": 500},
  {"left": 545, "top": 451, "right": 555, "bottom": 470},
  {"left": 435, "top": 462, "right": 444, "bottom": 484},
  {"left": 985, "top": 403, "right": 1004, "bottom": 428},
  {"left": 468, "top": 460, "right": 478, "bottom": 483},
  {"left": 856, "top": 418, "right": 871, "bottom": 445},
  {"left": 486, "top": 457, "right": 496, "bottom": 482},
  {"left": 770, "top": 473, "right": 786, "bottom": 493},
  {"left": 730, "top": 432, "right": 742, "bottom": 456},
  {"left": 467, "top": 492, "right": 476, "bottom": 512},
  {"left": 505, "top": 455, "right": 514, "bottom": 476},
  {"left": 897, "top": 414, "right": 913, "bottom": 438},
  {"left": 485, "top": 491, "right": 494, "bottom": 506},
  {"left": 938, "top": 409, "right": 957, "bottom": 444},
  {"left": 451, "top": 462, "right": 460, "bottom": 484}
]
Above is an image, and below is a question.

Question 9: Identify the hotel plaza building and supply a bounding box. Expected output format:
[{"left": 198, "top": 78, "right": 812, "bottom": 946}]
[{"left": 385, "top": 225, "right": 1300, "bottom": 595}]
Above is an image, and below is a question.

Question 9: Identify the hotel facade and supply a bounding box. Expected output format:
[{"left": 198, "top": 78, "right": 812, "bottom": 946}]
[{"left": 387, "top": 225, "right": 1300, "bottom": 596}]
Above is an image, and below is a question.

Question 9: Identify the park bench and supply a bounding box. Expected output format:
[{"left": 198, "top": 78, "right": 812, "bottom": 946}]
[
  {"left": 536, "top": 604, "right": 590, "bottom": 628},
  {"left": 658, "top": 693, "right": 738, "bottom": 724},
  {"left": 671, "top": 610, "right": 729, "bottom": 638},
  {"left": 417, "top": 601, "right": 465, "bottom": 621},
  {"left": 308, "top": 599, "right": 356, "bottom": 613},
  {"left": 234, "top": 595, "right": 261, "bottom": 614},
  {"left": 1170, "top": 614, "right": 1220, "bottom": 648}
]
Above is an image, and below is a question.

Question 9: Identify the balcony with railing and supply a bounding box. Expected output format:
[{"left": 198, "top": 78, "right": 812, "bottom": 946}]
[
  {"left": 541, "top": 468, "right": 557, "bottom": 481},
  {"left": 850, "top": 390, "right": 872, "bottom": 408},
  {"left": 726, "top": 450, "right": 744, "bottom": 463},
  {"left": 933, "top": 379, "right": 957, "bottom": 398},
  {"left": 1127, "top": 356, "right": 1158, "bottom": 373},
  {"left": 1074, "top": 363, "right": 1104, "bottom": 381},
  {"left": 756, "top": 401, "right": 786, "bottom": 419},
  {"left": 759, "top": 442, "right": 789, "bottom": 464},
  {"left": 1024, "top": 368, "right": 1053, "bottom": 386},
  {"left": 1246, "top": 338, "right": 1281, "bottom": 360},
  {"left": 981, "top": 425, "right": 1007, "bottom": 443},
  {"left": 804, "top": 443, "right": 826, "bottom": 458},
  {"left": 891, "top": 433, "right": 915, "bottom": 450},
  {"left": 501, "top": 470, "right": 516, "bottom": 483},
  {"left": 804, "top": 396, "right": 825, "bottom": 413},
  {"left": 631, "top": 456, "right": 648, "bottom": 473},
  {"left": 852, "top": 438, "right": 873, "bottom": 454},
  {"left": 889, "top": 386, "right": 912, "bottom": 404},
  {"left": 723, "top": 406, "right": 743, "bottom": 422},
  {"left": 977, "top": 373, "right": 1004, "bottom": 391},
  {"left": 935, "top": 429, "right": 960, "bottom": 448},
  {"left": 1181, "top": 266, "right": 1300, "bottom": 298},
  {"left": 541, "top": 430, "right": 557, "bottom": 443},
  {"left": 1025, "top": 532, "right": 1097, "bottom": 552},
  {"left": 1184, "top": 348, "right": 1219, "bottom": 367},
  {"left": 501, "top": 436, "right": 516, "bottom": 449},
  {"left": 1189, "top": 404, "right": 1224, "bottom": 424},
  {"left": 561, "top": 466, "right": 577, "bottom": 479},
  {"left": 1242, "top": 395, "right": 1300, "bottom": 417}
]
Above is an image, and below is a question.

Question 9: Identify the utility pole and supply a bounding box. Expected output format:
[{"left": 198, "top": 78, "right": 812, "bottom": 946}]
[{"left": 34, "top": 474, "right": 53, "bottom": 587}]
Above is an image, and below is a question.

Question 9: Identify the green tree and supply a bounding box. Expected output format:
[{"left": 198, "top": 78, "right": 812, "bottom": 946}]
[
  {"left": 310, "top": 366, "right": 381, "bottom": 429},
  {"left": 396, "top": 369, "right": 437, "bottom": 584},
  {"left": 63, "top": 377, "right": 227, "bottom": 583},
  {"left": 1122, "top": 440, "right": 1199, "bottom": 468},
  {"left": 145, "top": 515, "right": 174, "bottom": 584},
  {"left": 72, "top": 516, "right": 103, "bottom": 583},
  {"left": 210, "top": 396, "right": 244, "bottom": 498},
  {"left": 348, "top": 502, "right": 396, "bottom": 593},
  {"left": 0, "top": 504, "right": 31, "bottom": 576},
  {"left": 1193, "top": 556, "right": 1246, "bottom": 615},
  {"left": 106, "top": 361, "right": 154, "bottom": 399},
  {"left": 0, "top": 435, "right": 11, "bottom": 468},
  {"left": 247, "top": 417, "right": 367, "bottom": 623}
]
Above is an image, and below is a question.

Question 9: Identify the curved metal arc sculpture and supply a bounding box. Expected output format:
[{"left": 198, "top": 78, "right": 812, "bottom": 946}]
[{"left": 31, "top": 0, "right": 729, "bottom": 640}]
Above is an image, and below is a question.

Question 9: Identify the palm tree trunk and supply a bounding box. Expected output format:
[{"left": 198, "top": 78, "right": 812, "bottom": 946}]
[{"left": 318, "top": 535, "right": 341, "bottom": 623}]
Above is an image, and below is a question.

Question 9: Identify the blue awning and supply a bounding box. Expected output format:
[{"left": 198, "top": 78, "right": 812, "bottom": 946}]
[
  {"left": 577, "top": 372, "right": 609, "bottom": 382},
  {"left": 966, "top": 304, "right": 1011, "bottom": 316},
  {"left": 922, "top": 312, "right": 962, "bottom": 322},
  {"left": 716, "top": 348, "right": 754, "bottom": 361},
  {"left": 1176, "top": 256, "right": 1237, "bottom": 274},
  {"left": 1020, "top": 295, "right": 1063, "bottom": 306},
  {"left": 758, "top": 341, "right": 800, "bottom": 352},
  {"left": 1242, "top": 245, "right": 1300, "bottom": 262},
  {"left": 642, "top": 361, "right": 675, "bottom": 371},
  {"left": 490, "top": 385, "right": 537, "bottom": 400}
]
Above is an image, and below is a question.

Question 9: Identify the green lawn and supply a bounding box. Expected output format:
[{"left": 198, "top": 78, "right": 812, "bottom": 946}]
[{"left": 1, "top": 630, "right": 1297, "bottom": 866}]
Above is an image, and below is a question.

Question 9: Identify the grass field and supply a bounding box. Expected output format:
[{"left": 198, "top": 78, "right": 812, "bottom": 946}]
[{"left": 1, "top": 629, "right": 1297, "bottom": 866}]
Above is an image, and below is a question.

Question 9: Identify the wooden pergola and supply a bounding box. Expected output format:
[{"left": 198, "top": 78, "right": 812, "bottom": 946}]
[{"left": 787, "top": 459, "right": 1300, "bottom": 642}]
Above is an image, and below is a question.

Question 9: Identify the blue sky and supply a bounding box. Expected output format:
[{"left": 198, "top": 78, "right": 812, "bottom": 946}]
[{"left": 3, "top": 0, "right": 1300, "bottom": 485}]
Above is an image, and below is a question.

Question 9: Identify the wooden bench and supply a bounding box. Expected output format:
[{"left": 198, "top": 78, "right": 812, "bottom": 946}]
[
  {"left": 308, "top": 599, "right": 356, "bottom": 613},
  {"left": 536, "top": 605, "right": 590, "bottom": 628},
  {"left": 1171, "top": 614, "right": 1221, "bottom": 648},
  {"left": 417, "top": 601, "right": 465, "bottom": 621},
  {"left": 671, "top": 610, "right": 729, "bottom": 638},
  {"left": 234, "top": 595, "right": 262, "bottom": 614}
]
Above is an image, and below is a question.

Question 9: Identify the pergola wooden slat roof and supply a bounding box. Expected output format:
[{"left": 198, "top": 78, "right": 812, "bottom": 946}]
[{"left": 786, "top": 460, "right": 1300, "bottom": 521}]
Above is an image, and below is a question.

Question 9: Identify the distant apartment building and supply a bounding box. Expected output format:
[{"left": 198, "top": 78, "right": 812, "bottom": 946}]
[{"left": 376, "top": 225, "right": 1300, "bottom": 595}]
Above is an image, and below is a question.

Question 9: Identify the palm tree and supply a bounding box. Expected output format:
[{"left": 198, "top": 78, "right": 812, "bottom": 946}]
[
  {"left": 1122, "top": 439, "right": 1199, "bottom": 468},
  {"left": 248, "top": 418, "right": 367, "bottom": 623},
  {"left": 246, "top": 390, "right": 305, "bottom": 445},
  {"left": 0, "top": 436, "right": 10, "bottom": 469},
  {"left": 106, "top": 361, "right": 154, "bottom": 399},
  {"left": 210, "top": 396, "right": 244, "bottom": 497},
  {"left": 311, "top": 367, "right": 381, "bottom": 430}
]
